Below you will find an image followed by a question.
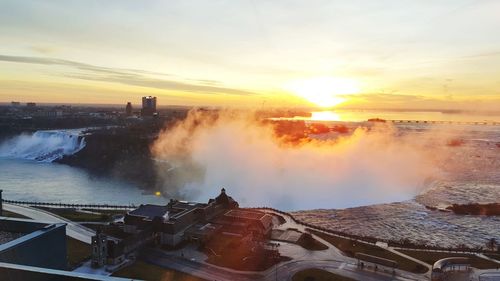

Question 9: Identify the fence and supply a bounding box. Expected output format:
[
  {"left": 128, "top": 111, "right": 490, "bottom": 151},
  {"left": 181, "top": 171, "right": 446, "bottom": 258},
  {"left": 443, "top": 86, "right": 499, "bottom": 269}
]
[{"left": 2, "top": 199, "right": 136, "bottom": 210}]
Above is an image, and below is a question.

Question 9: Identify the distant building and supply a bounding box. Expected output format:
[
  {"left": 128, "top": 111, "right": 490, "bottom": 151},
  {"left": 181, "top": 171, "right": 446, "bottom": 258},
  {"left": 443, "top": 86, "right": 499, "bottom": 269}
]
[
  {"left": 141, "top": 96, "right": 156, "bottom": 116},
  {"left": 39, "top": 110, "right": 64, "bottom": 118},
  {"left": 26, "top": 102, "right": 36, "bottom": 107},
  {"left": 10, "top": 102, "right": 20, "bottom": 107},
  {"left": 125, "top": 102, "right": 133, "bottom": 116}
]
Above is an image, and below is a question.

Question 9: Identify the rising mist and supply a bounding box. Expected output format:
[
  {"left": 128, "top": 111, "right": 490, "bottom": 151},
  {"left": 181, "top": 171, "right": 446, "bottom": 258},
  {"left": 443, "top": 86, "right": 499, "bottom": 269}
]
[{"left": 151, "top": 109, "right": 457, "bottom": 211}]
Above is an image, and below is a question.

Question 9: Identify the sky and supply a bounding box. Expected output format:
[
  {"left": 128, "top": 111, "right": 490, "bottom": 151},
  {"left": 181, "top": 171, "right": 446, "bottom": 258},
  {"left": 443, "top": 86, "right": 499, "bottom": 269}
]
[{"left": 0, "top": 0, "right": 499, "bottom": 110}]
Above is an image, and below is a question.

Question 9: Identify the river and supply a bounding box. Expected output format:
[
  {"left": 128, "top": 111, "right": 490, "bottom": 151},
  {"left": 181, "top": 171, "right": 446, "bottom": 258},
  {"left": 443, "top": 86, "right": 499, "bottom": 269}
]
[{"left": 0, "top": 158, "right": 165, "bottom": 205}]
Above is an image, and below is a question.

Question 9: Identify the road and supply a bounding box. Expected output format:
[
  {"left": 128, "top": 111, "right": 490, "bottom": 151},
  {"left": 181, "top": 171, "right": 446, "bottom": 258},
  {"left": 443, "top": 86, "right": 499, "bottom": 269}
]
[
  {"left": 143, "top": 248, "right": 426, "bottom": 281},
  {"left": 3, "top": 203, "right": 95, "bottom": 244}
]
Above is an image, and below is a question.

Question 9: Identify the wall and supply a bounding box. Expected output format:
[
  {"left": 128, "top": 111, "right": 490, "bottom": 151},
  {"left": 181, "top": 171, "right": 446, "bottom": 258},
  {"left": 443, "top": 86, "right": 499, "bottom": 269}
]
[
  {"left": 0, "top": 218, "right": 67, "bottom": 270},
  {"left": 0, "top": 262, "right": 134, "bottom": 281}
]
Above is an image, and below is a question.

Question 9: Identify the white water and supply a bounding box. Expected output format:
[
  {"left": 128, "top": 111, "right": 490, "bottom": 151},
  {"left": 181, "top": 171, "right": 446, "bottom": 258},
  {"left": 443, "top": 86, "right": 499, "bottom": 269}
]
[{"left": 0, "top": 129, "right": 86, "bottom": 162}]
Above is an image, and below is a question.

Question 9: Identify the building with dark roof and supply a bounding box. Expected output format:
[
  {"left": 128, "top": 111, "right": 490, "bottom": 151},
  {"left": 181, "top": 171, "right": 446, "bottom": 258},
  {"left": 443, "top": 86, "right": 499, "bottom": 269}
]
[
  {"left": 124, "top": 188, "right": 239, "bottom": 247},
  {"left": 215, "top": 209, "right": 274, "bottom": 238}
]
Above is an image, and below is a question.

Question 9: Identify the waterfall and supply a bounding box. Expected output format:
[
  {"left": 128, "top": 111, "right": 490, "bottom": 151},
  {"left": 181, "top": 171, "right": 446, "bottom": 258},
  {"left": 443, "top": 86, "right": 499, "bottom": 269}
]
[{"left": 0, "top": 129, "right": 86, "bottom": 162}]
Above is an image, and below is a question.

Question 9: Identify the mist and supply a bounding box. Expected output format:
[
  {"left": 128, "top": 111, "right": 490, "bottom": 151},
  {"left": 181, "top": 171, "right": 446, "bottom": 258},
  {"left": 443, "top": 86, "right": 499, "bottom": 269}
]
[{"left": 152, "top": 109, "right": 453, "bottom": 211}]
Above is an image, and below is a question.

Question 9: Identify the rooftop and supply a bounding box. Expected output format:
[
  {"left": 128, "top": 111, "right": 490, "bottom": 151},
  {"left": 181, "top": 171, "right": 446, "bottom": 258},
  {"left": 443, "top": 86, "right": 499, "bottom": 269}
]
[
  {"left": 225, "top": 209, "right": 267, "bottom": 220},
  {"left": 128, "top": 204, "right": 168, "bottom": 221},
  {"left": 0, "top": 231, "right": 24, "bottom": 245},
  {"left": 127, "top": 201, "right": 209, "bottom": 221}
]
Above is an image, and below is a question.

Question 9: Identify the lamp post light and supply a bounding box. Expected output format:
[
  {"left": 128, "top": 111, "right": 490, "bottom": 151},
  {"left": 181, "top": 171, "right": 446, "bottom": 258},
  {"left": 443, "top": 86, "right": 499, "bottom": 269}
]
[{"left": 272, "top": 242, "right": 281, "bottom": 281}]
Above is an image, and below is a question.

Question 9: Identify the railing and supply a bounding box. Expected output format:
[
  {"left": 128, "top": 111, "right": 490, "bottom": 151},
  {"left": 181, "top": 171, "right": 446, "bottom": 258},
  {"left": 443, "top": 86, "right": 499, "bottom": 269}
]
[
  {"left": 1, "top": 199, "right": 136, "bottom": 209},
  {"left": 247, "top": 207, "right": 499, "bottom": 255},
  {"left": 246, "top": 207, "right": 379, "bottom": 244}
]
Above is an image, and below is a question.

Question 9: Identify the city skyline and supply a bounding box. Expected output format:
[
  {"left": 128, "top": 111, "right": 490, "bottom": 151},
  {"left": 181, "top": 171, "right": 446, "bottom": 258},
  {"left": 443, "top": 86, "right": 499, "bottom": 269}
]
[{"left": 1, "top": 1, "right": 500, "bottom": 111}]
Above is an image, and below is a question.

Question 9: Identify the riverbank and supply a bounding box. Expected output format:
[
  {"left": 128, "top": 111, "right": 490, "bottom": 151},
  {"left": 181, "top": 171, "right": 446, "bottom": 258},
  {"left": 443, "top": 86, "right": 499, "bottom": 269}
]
[
  {"left": 445, "top": 203, "right": 500, "bottom": 216},
  {"left": 57, "top": 126, "right": 159, "bottom": 189}
]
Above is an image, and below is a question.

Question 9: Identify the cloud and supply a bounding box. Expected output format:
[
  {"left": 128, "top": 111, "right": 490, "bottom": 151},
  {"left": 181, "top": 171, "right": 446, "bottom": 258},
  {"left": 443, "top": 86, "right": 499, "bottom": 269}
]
[
  {"left": 348, "top": 93, "right": 429, "bottom": 102},
  {"left": 29, "top": 45, "right": 56, "bottom": 54},
  {"left": 65, "top": 73, "right": 256, "bottom": 96},
  {"left": 459, "top": 51, "right": 500, "bottom": 60},
  {"left": 0, "top": 54, "right": 256, "bottom": 96}
]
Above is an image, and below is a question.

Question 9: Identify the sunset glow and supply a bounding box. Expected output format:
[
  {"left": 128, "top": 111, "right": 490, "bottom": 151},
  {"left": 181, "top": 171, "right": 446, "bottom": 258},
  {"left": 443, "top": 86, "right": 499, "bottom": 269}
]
[
  {"left": 0, "top": 1, "right": 500, "bottom": 110},
  {"left": 285, "top": 77, "right": 359, "bottom": 108},
  {"left": 310, "top": 111, "right": 341, "bottom": 121}
]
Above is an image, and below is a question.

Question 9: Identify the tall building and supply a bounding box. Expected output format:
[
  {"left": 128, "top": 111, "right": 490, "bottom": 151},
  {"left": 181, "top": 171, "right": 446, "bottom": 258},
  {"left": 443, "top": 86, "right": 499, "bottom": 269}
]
[
  {"left": 125, "top": 102, "right": 133, "bottom": 116},
  {"left": 141, "top": 96, "right": 157, "bottom": 116},
  {"left": 91, "top": 229, "right": 108, "bottom": 268}
]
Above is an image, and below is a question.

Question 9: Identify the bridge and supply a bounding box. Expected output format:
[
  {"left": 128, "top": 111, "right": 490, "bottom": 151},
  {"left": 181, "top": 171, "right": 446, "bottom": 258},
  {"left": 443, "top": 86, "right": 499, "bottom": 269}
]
[{"left": 388, "top": 120, "right": 500, "bottom": 126}]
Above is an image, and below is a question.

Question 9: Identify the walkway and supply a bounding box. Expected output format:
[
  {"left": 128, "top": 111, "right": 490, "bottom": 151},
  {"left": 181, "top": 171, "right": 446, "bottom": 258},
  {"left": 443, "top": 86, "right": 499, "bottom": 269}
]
[
  {"left": 3, "top": 203, "right": 96, "bottom": 244},
  {"left": 377, "top": 243, "right": 432, "bottom": 279}
]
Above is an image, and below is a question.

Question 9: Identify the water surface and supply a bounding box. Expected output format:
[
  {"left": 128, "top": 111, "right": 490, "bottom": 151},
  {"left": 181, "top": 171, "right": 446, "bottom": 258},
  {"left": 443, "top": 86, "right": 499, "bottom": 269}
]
[{"left": 0, "top": 158, "right": 166, "bottom": 205}]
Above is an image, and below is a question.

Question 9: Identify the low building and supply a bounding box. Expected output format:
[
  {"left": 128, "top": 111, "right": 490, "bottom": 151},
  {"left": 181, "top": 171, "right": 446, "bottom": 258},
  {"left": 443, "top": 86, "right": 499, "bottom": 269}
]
[
  {"left": 124, "top": 188, "right": 238, "bottom": 247},
  {"left": 213, "top": 209, "right": 274, "bottom": 238},
  {"left": 431, "top": 257, "right": 470, "bottom": 281},
  {"left": 0, "top": 216, "right": 137, "bottom": 280},
  {"left": 122, "top": 188, "right": 274, "bottom": 251}
]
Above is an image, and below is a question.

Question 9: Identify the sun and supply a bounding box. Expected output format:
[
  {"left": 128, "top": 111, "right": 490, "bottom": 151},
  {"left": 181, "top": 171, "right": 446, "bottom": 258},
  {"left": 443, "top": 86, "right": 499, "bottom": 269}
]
[{"left": 285, "top": 77, "right": 360, "bottom": 107}]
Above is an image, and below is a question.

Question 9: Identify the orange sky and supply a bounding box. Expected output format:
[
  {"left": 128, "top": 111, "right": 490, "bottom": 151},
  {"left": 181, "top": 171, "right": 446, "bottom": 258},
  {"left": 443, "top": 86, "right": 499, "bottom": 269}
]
[{"left": 1, "top": 1, "right": 500, "bottom": 111}]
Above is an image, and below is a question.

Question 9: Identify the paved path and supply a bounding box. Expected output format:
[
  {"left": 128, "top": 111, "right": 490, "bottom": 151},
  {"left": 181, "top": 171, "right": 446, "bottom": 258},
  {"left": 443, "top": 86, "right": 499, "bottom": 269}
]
[
  {"left": 3, "top": 203, "right": 96, "bottom": 244},
  {"left": 143, "top": 247, "right": 426, "bottom": 281},
  {"left": 381, "top": 245, "right": 432, "bottom": 279},
  {"left": 476, "top": 253, "right": 500, "bottom": 265}
]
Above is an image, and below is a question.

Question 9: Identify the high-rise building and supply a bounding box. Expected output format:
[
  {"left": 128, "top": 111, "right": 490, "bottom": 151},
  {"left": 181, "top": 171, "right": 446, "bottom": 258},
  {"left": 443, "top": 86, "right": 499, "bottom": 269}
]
[
  {"left": 141, "top": 96, "right": 157, "bottom": 116},
  {"left": 125, "top": 102, "right": 133, "bottom": 116}
]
